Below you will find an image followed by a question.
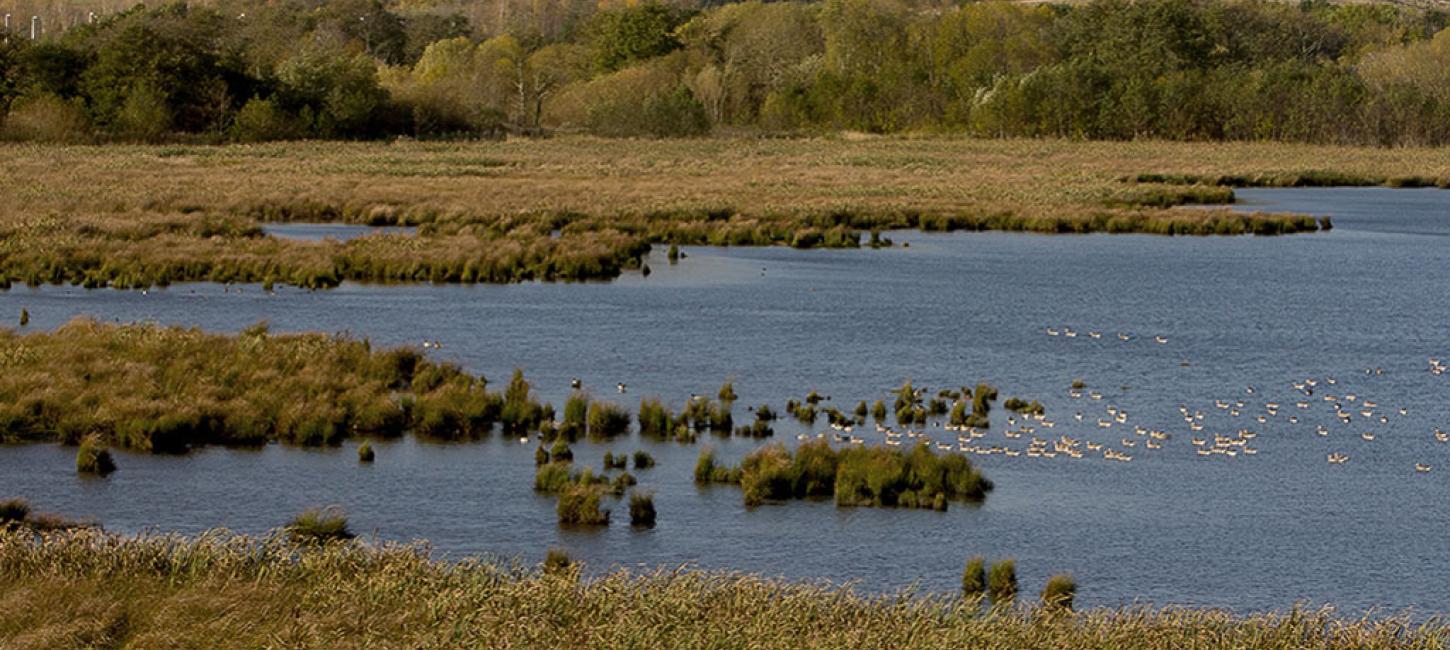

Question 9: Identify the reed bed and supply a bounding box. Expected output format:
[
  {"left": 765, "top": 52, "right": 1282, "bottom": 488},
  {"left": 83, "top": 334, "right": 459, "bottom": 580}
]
[
  {"left": 0, "top": 137, "right": 1411, "bottom": 289},
  {"left": 0, "top": 527, "right": 1443, "bottom": 649},
  {"left": 0, "top": 318, "right": 543, "bottom": 450}
]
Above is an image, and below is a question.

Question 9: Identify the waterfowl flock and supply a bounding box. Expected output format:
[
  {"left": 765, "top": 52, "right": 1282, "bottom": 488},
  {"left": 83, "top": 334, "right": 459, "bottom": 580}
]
[{"left": 755, "top": 345, "right": 1447, "bottom": 479}]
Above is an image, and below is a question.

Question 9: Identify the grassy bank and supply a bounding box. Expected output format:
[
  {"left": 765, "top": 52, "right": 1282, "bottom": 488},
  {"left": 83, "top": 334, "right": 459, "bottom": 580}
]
[
  {"left": 0, "top": 137, "right": 1415, "bottom": 289},
  {"left": 0, "top": 528, "right": 1441, "bottom": 650},
  {"left": 0, "top": 318, "right": 546, "bottom": 451}
]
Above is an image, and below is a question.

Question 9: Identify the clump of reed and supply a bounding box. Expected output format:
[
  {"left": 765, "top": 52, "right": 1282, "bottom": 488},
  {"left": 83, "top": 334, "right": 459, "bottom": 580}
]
[
  {"left": 629, "top": 492, "right": 656, "bottom": 528},
  {"left": 713, "top": 440, "right": 991, "bottom": 509},
  {"left": 561, "top": 392, "right": 590, "bottom": 440},
  {"left": 603, "top": 451, "right": 628, "bottom": 470},
  {"left": 587, "top": 401, "right": 632, "bottom": 439},
  {"left": 542, "top": 547, "right": 574, "bottom": 574},
  {"left": 637, "top": 398, "right": 674, "bottom": 438},
  {"left": 1003, "top": 397, "right": 1044, "bottom": 416},
  {"left": 549, "top": 440, "right": 574, "bottom": 463},
  {"left": 1041, "top": 573, "right": 1077, "bottom": 612},
  {"left": 0, "top": 498, "right": 93, "bottom": 531},
  {"left": 718, "top": 381, "right": 737, "bottom": 402},
  {"left": 0, "top": 526, "right": 1443, "bottom": 647},
  {"left": 693, "top": 447, "right": 742, "bottom": 484},
  {"left": 988, "top": 559, "right": 1018, "bottom": 608},
  {"left": 682, "top": 398, "right": 733, "bottom": 434},
  {"left": 18, "top": 308, "right": 29, "bottom": 326},
  {"left": 556, "top": 485, "right": 609, "bottom": 526},
  {"left": 0, "top": 319, "right": 560, "bottom": 452},
  {"left": 962, "top": 556, "right": 986, "bottom": 600},
  {"left": 358, "top": 441, "right": 375, "bottom": 463},
  {"left": 285, "top": 507, "right": 354, "bottom": 545},
  {"left": 534, "top": 461, "right": 574, "bottom": 493},
  {"left": 75, "top": 435, "right": 116, "bottom": 476},
  {"left": 632, "top": 450, "right": 655, "bottom": 469}
]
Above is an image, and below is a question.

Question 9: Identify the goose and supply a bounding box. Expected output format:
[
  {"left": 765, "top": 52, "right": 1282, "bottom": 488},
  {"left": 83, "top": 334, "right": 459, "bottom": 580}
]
[
  {"left": 1064, "top": 329, "right": 1078, "bottom": 338},
  {"left": 1089, "top": 331, "right": 1102, "bottom": 339},
  {"left": 1416, "top": 463, "right": 1432, "bottom": 473},
  {"left": 1243, "top": 447, "right": 1258, "bottom": 455},
  {"left": 1436, "top": 429, "right": 1448, "bottom": 443},
  {"left": 1361, "top": 432, "right": 1375, "bottom": 441},
  {"left": 617, "top": 383, "right": 627, "bottom": 394},
  {"left": 1154, "top": 336, "right": 1168, "bottom": 344},
  {"left": 1046, "top": 327, "right": 1060, "bottom": 336},
  {"left": 1117, "top": 332, "right": 1131, "bottom": 341},
  {"left": 570, "top": 378, "right": 582, "bottom": 389}
]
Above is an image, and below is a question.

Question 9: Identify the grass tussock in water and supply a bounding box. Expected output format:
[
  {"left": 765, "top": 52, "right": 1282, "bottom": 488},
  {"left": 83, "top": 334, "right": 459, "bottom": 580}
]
[
  {"left": 710, "top": 440, "right": 992, "bottom": 509},
  {"left": 73, "top": 435, "right": 115, "bottom": 477},
  {"left": 0, "top": 138, "right": 1389, "bottom": 290},
  {"left": 284, "top": 507, "right": 355, "bottom": 545},
  {"left": 0, "top": 528, "right": 1443, "bottom": 650},
  {"left": 0, "top": 319, "right": 556, "bottom": 452}
]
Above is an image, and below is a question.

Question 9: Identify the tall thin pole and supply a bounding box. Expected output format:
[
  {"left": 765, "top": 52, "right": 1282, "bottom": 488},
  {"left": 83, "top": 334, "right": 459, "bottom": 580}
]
[{"left": 30, "top": 15, "right": 39, "bottom": 41}]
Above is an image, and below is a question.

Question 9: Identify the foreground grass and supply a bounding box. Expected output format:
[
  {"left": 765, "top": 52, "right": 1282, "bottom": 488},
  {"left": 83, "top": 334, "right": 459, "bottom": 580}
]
[
  {"left": 0, "top": 528, "right": 1442, "bottom": 650},
  {"left": 2, "top": 136, "right": 1426, "bottom": 289}
]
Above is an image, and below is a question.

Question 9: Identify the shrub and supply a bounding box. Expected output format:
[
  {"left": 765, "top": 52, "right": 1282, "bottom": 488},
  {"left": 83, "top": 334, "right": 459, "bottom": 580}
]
[
  {"left": 535, "top": 445, "right": 550, "bottom": 466},
  {"left": 75, "top": 435, "right": 116, "bottom": 476},
  {"left": 694, "top": 448, "right": 718, "bottom": 483},
  {"left": 1041, "top": 573, "right": 1077, "bottom": 612},
  {"left": 755, "top": 404, "right": 776, "bottom": 421},
  {"left": 989, "top": 559, "right": 1018, "bottom": 607},
  {"left": 632, "top": 450, "right": 655, "bottom": 469},
  {"left": 872, "top": 400, "right": 887, "bottom": 422},
  {"left": 358, "top": 441, "right": 375, "bottom": 463},
  {"left": 286, "top": 507, "right": 354, "bottom": 545},
  {"left": 19, "top": 308, "right": 28, "bottom": 326},
  {"left": 557, "top": 484, "right": 609, "bottom": 526},
  {"left": 962, "top": 556, "right": 986, "bottom": 599},
  {"left": 629, "top": 491, "right": 656, "bottom": 527},
  {"left": 231, "top": 97, "right": 300, "bottom": 142},
  {"left": 2, "top": 93, "right": 90, "bottom": 143}
]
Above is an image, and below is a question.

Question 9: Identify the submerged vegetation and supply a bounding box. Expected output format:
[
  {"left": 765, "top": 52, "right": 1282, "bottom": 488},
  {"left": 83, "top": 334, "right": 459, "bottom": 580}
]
[
  {"left": 699, "top": 440, "right": 992, "bottom": 509},
  {"left": 1, "top": 527, "right": 1443, "bottom": 649}
]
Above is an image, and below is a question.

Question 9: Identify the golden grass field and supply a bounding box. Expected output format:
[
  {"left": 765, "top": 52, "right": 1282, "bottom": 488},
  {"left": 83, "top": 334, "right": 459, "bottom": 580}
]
[
  {"left": 1, "top": 527, "right": 1445, "bottom": 650},
  {"left": 5, "top": 136, "right": 1447, "bottom": 288}
]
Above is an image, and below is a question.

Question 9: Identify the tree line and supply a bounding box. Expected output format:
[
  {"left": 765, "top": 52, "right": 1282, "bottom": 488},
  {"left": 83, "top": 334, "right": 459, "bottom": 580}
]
[{"left": 2, "top": 0, "right": 1450, "bottom": 145}]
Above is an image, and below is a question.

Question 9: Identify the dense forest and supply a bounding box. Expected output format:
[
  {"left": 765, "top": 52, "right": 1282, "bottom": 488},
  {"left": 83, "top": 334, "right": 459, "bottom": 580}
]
[{"left": 2, "top": 0, "right": 1450, "bottom": 144}]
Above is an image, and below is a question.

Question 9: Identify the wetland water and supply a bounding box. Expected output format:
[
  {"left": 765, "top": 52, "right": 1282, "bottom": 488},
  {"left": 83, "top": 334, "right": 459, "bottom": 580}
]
[{"left": 3, "top": 187, "right": 1449, "bottom": 613}]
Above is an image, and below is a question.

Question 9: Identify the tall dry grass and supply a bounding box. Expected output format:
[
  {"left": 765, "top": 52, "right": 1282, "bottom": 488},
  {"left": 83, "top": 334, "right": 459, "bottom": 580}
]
[{"left": 0, "top": 527, "right": 1443, "bottom": 649}]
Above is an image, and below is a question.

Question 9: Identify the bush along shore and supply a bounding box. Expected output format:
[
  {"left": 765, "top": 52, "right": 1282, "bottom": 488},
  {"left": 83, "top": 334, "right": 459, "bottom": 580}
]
[
  {"left": 0, "top": 526, "right": 1441, "bottom": 649},
  {"left": 0, "top": 318, "right": 558, "bottom": 451}
]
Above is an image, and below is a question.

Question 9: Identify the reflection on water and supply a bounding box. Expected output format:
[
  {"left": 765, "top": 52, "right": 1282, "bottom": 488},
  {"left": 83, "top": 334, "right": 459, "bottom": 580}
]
[{"left": 2, "top": 189, "right": 1450, "bottom": 613}]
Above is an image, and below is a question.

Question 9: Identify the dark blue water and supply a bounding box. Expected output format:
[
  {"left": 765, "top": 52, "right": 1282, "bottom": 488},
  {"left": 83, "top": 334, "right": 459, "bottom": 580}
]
[{"left": 2, "top": 187, "right": 1449, "bottom": 614}]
